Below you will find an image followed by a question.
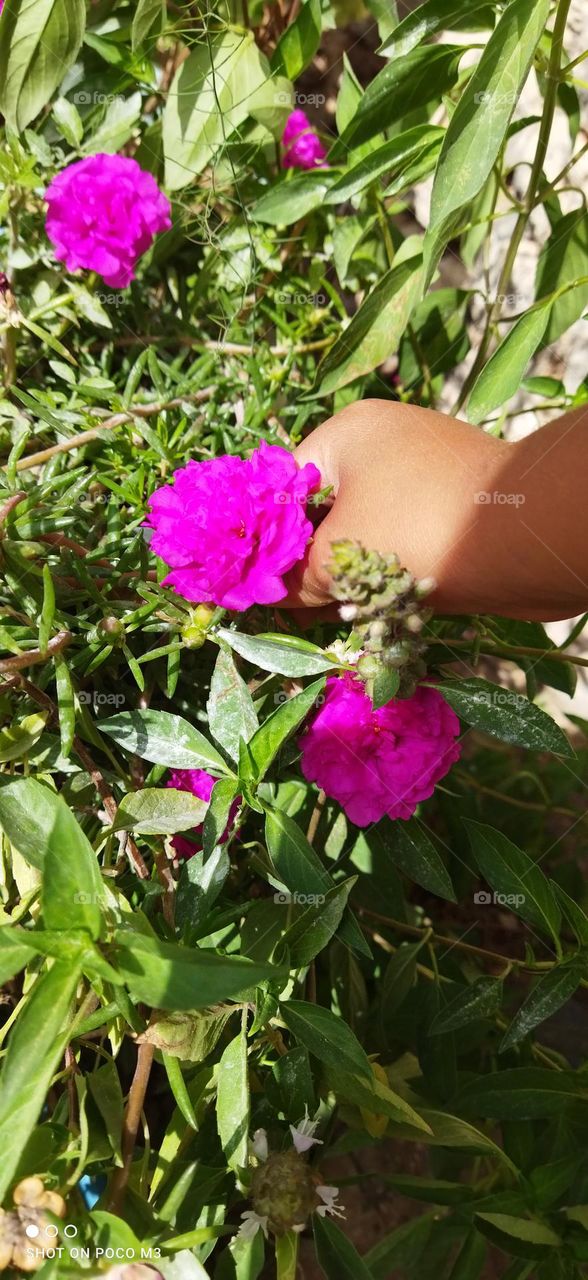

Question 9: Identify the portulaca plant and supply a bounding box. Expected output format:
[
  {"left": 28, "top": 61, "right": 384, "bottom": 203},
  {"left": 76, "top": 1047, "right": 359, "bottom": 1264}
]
[{"left": 0, "top": 1, "right": 587, "bottom": 1278}]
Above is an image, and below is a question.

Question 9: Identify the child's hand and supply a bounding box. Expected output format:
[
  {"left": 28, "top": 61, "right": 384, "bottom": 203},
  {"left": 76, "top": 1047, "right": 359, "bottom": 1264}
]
[{"left": 283, "top": 399, "right": 588, "bottom": 623}]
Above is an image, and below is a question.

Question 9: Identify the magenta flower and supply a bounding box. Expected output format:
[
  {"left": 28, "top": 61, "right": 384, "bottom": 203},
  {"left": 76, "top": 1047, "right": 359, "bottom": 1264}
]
[
  {"left": 145, "top": 442, "right": 321, "bottom": 610},
  {"left": 45, "top": 154, "right": 171, "bottom": 289},
  {"left": 299, "top": 675, "right": 461, "bottom": 827},
  {"left": 166, "top": 768, "right": 240, "bottom": 858},
  {"left": 282, "top": 110, "right": 327, "bottom": 170}
]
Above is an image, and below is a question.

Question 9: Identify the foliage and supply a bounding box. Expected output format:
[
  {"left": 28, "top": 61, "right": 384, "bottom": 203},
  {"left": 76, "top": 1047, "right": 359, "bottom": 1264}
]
[{"left": 0, "top": 0, "right": 588, "bottom": 1277}]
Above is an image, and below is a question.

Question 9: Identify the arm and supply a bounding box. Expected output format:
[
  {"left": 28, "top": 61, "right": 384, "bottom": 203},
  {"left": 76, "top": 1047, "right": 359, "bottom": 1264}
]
[{"left": 283, "top": 399, "right": 588, "bottom": 623}]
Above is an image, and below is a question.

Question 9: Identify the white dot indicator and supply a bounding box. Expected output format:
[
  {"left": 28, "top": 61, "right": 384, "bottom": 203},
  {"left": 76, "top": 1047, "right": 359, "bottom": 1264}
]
[
  {"left": 64, "top": 1225, "right": 78, "bottom": 1238},
  {"left": 25, "top": 1225, "right": 39, "bottom": 1239},
  {"left": 45, "top": 1224, "right": 59, "bottom": 1239}
]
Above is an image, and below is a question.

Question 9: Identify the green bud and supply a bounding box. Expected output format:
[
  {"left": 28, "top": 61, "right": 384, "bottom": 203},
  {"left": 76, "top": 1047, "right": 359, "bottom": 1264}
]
[
  {"left": 357, "top": 654, "right": 380, "bottom": 680},
  {"left": 182, "top": 624, "right": 206, "bottom": 650},
  {"left": 182, "top": 604, "right": 216, "bottom": 649},
  {"left": 87, "top": 616, "right": 125, "bottom": 647}
]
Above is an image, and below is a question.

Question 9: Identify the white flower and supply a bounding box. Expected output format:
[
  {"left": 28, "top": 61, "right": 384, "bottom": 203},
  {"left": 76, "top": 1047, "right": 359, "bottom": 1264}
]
[
  {"left": 315, "top": 1185, "right": 345, "bottom": 1219},
  {"left": 250, "top": 1128, "right": 269, "bottom": 1162},
  {"left": 238, "top": 1210, "right": 269, "bottom": 1241},
  {"left": 326, "top": 639, "right": 364, "bottom": 666},
  {"left": 290, "top": 1109, "right": 323, "bottom": 1154}
]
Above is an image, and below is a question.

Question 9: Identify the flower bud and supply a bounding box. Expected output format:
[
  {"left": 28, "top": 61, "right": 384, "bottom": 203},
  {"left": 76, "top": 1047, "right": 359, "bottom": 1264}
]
[
  {"left": 251, "top": 1150, "right": 319, "bottom": 1235},
  {"left": 357, "top": 654, "right": 380, "bottom": 680},
  {"left": 87, "top": 617, "right": 125, "bottom": 647}
]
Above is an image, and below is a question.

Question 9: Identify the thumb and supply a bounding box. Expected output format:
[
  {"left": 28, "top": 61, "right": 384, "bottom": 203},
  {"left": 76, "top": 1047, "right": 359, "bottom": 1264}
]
[{"left": 282, "top": 503, "right": 341, "bottom": 609}]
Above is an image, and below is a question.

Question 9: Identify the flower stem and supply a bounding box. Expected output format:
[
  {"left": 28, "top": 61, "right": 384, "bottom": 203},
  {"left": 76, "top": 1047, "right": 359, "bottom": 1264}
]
[{"left": 452, "top": 0, "right": 573, "bottom": 416}]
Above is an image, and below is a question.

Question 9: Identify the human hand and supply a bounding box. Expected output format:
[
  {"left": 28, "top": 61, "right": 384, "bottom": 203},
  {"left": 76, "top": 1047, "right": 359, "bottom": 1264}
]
[{"left": 283, "top": 398, "right": 588, "bottom": 623}]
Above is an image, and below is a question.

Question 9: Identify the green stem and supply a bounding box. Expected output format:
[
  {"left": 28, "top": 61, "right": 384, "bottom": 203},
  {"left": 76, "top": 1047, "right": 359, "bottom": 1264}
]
[
  {"left": 452, "top": 0, "right": 573, "bottom": 415},
  {"left": 433, "top": 635, "right": 588, "bottom": 669}
]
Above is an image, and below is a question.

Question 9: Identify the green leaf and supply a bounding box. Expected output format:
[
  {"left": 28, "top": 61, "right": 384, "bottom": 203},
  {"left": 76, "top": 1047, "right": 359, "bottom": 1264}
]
[
  {"left": 330, "top": 1067, "right": 433, "bottom": 1133},
  {"left": 0, "top": 0, "right": 86, "bottom": 132},
  {"left": 100, "top": 709, "right": 231, "bottom": 773},
  {"left": 500, "top": 960, "right": 584, "bottom": 1053},
  {"left": 459, "top": 1067, "right": 587, "bottom": 1119},
  {"left": 245, "top": 679, "right": 325, "bottom": 782},
  {"left": 271, "top": 0, "right": 322, "bottom": 79},
  {"left": 207, "top": 647, "right": 259, "bottom": 762},
  {"left": 429, "top": 0, "right": 550, "bottom": 232},
  {"left": 54, "top": 656, "right": 75, "bottom": 757},
  {"left": 83, "top": 91, "right": 142, "bottom": 155},
  {"left": 445, "top": 1230, "right": 487, "bottom": 1280},
  {"left": 466, "top": 820, "right": 561, "bottom": 943},
  {"left": 551, "top": 882, "right": 588, "bottom": 947},
  {"left": 52, "top": 95, "right": 83, "bottom": 147},
  {"left": 281, "top": 999, "right": 372, "bottom": 1080},
  {"left": 216, "top": 1028, "right": 250, "bottom": 1170},
  {"left": 474, "top": 1213, "right": 560, "bottom": 1259},
  {"left": 218, "top": 629, "right": 336, "bottom": 677},
  {"left": 275, "top": 1232, "right": 297, "bottom": 1280},
  {"left": 400, "top": 285, "right": 470, "bottom": 385},
  {"left": 327, "top": 124, "right": 440, "bottom": 203},
  {"left": 161, "top": 1053, "right": 200, "bottom": 1129},
  {"left": 0, "top": 778, "right": 105, "bottom": 938},
  {"left": 265, "top": 808, "right": 368, "bottom": 957},
  {"left": 203, "top": 779, "right": 239, "bottom": 858},
  {"left": 0, "top": 711, "right": 47, "bottom": 763},
  {"left": 251, "top": 171, "right": 336, "bottom": 227},
  {"left": 379, "top": 942, "right": 422, "bottom": 1016},
  {"left": 535, "top": 209, "right": 588, "bottom": 344},
  {"left": 112, "top": 787, "right": 208, "bottom": 836},
  {"left": 132, "top": 0, "right": 164, "bottom": 49},
  {"left": 335, "top": 53, "right": 363, "bottom": 134},
  {"left": 265, "top": 808, "right": 331, "bottom": 896},
  {"left": 283, "top": 879, "right": 354, "bottom": 966},
  {"left": 435, "top": 677, "right": 573, "bottom": 755},
  {"left": 430, "top": 977, "right": 503, "bottom": 1035},
  {"left": 386, "top": 1106, "right": 517, "bottom": 1169},
  {"left": 379, "top": 817, "right": 455, "bottom": 900},
  {"left": 114, "top": 929, "right": 287, "bottom": 1010},
  {"left": 87, "top": 1060, "right": 124, "bottom": 1162},
  {"left": 467, "top": 303, "right": 552, "bottom": 425},
  {"left": 163, "top": 30, "right": 276, "bottom": 190},
  {"left": 332, "top": 43, "right": 462, "bottom": 154},
  {"left": 379, "top": 0, "right": 494, "bottom": 58},
  {"left": 314, "top": 253, "right": 423, "bottom": 396},
  {"left": 313, "top": 1214, "right": 373, "bottom": 1280},
  {"left": 0, "top": 958, "right": 82, "bottom": 1201},
  {"left": 0, "top": 926, "right": 38, "bottom": 985},
  {"left": 365, "top": 1214, "right": 434, "bottom": 1280},
  {"left": 381, "top": 1175, "right": 477, "bottom": 1206}
]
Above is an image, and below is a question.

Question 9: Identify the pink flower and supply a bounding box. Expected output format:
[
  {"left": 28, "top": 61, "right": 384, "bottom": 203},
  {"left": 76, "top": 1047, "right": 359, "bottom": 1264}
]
[
  {"left": 299, "top": 675, "right": 461, "bottom": 826},
  {"left": 145, "top": 442, "right": 321, "bottom": 610},
  {"left": 45, "top": 154, "right": 171, "bottom": 289},
  {"left": 166, "top": 768, "right": 240, "bottom": 858},
  {"left": 282, "top": 110, "right": 327, "bottom": 170}
]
